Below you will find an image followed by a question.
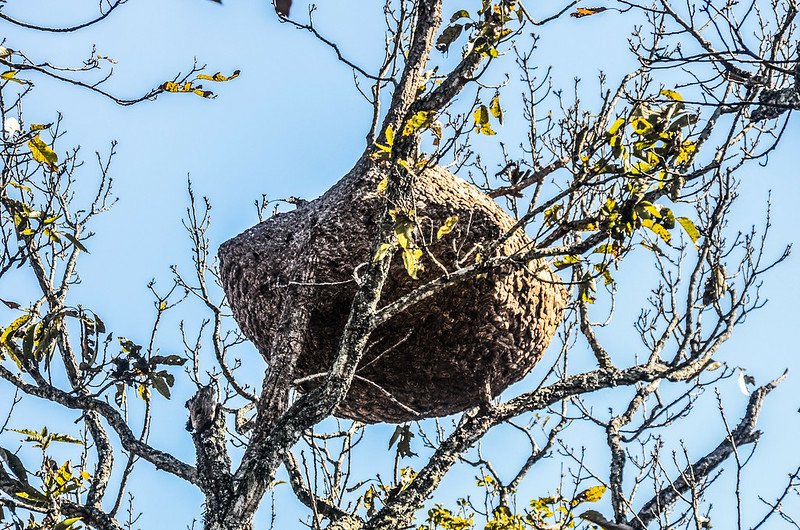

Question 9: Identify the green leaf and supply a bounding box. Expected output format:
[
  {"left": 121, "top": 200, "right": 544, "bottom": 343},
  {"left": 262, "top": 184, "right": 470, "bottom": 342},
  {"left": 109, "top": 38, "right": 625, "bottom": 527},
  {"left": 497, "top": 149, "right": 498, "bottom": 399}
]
[
  {"left": 579, "top": 274, "right": 597, "bottom": 304},
  {"left": 1, "top": 448, "right": 28, "bottom": 483},
  {"left": 554, "top": 255, "right": 580, "bottom": 270},
  {"left": 22, "top": 323, "right": 35, "bottom": 362},
  {"left": 630, "top": 117, "right": 653, "bottom": 136},
  {"left": 639, "top": 202, "right": 662, "bottom": 219},
  {"left": 397, "top": 158, "right": 415, "bottom": 174},
  {"left": 27, "top": 135, "right": 59, "bottom": 172},
  {"left": 592, "top": 244, "right": 618, "bottom": 257},
  {"left": 49, "top": 433, "right": 83, "bottom": 445},
  {"left": 150, "top": 354, "right": 187, "bottom": 366},
  {"left": 473, "top": 104, "right": 496, "bottom": 135},
  {"left": 677, "top": 216, "right": 701, "bottom": 245},
  {"left": 706, "top": 361, "right": 722, "bottom": 371},
  {"left": 594, "top": 264, "right": 614, "bottom": 286},
  {"left": 436, "top": 24, "right": 464, "bottom": 53},
  {"left": 450, "top": 9, "right": 470, "bottom": 22},
  {"left": 152, "top": 375, "right": 171, "bottom": 399},
  {"left": 63, "top": 232, "right": 89, "bottom": 253},
  {"left": 54, "top": 517, "right": 83, "bottom": 530},
  {"left": 476, "top": 123, "right": 496, "bottom": 135}
]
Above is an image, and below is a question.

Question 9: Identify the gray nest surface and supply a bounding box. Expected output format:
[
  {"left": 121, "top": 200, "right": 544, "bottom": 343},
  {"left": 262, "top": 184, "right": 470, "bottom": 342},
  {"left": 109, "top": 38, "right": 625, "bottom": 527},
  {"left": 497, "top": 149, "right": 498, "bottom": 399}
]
[{"left": 219, "top": 159, "right": 567, "bottom": 423}]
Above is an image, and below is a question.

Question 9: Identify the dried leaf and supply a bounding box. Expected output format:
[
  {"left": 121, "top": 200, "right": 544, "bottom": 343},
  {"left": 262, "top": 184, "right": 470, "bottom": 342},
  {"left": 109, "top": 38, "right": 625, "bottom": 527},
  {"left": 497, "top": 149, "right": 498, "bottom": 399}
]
[
  {"left": 570, "top": 6, "right": 607, "bottom": 17},
  {"left": 27, "top": 134, "right": 59, "bottom": 172},
  {"left": 196, "top": 70, "right": 240, "bottom": 82}
]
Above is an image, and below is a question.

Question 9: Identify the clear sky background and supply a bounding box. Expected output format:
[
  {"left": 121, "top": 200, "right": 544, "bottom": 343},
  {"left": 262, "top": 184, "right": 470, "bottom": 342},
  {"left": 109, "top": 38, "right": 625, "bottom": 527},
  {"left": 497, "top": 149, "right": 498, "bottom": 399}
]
[{"left": 1, "top": 0, "right": 800, "bottom": 528}]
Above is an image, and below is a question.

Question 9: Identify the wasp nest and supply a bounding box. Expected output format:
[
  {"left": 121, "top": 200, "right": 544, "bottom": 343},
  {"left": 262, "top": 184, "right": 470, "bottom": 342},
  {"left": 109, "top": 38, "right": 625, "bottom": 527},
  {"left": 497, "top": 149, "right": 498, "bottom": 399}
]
[{"left": 218, "top": 158, "right": 567, "bottom": 423}]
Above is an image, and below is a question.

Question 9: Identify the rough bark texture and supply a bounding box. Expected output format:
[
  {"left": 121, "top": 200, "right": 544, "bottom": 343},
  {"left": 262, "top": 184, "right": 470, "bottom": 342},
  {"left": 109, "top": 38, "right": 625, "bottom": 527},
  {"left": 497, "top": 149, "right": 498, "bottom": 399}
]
[{"left": 219, "top": 159, "right": 567, "bottom": 423}]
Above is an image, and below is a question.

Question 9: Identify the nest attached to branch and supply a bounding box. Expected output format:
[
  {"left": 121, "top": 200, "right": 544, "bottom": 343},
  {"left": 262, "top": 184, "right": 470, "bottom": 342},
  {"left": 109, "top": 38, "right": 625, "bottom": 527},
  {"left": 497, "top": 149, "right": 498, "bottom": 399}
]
[{"left": 219, "top": 159, "right": 567, "bottom": 423}]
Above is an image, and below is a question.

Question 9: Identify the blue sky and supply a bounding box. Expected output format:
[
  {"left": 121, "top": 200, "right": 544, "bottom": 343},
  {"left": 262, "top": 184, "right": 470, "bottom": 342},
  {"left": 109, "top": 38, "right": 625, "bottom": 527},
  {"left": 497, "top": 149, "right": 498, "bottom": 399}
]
[{"left": 1, "top": 0, "right": 800, "bottom": 528}]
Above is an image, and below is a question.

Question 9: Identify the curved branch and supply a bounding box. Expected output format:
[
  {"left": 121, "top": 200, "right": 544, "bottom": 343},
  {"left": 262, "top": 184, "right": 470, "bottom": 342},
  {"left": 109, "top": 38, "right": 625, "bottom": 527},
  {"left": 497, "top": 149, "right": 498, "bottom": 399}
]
[
  {"left": 0, "top": 364, "right": 198, "bottom": 485},
  {"left": 0, "top": 0, "right": 128, "bottom": 33}
]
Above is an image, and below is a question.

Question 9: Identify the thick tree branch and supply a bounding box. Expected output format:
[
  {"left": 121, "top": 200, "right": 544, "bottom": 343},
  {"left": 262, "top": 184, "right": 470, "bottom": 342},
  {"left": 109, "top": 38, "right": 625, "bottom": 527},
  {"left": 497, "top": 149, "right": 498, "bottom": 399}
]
[{"left": 0, "top": 365, "right": 198, "bottom": 484}]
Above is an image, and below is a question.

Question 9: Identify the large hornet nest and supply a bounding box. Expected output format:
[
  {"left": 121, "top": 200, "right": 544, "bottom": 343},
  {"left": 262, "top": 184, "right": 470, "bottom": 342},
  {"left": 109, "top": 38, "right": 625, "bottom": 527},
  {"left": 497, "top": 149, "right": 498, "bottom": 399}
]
[{"left": 219, "top": 158, "right": 567, "bottom": 423}]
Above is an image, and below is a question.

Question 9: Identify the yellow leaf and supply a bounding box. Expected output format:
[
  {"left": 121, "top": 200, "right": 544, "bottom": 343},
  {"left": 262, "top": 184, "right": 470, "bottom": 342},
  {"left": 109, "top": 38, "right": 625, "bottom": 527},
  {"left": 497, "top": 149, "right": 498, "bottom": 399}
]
[
  {"left": 196, "top": 70, "right": 241, "bottom": 82},
  {"left": 401, "top": 247, "right": 423, "bottom": 279},
  {"left": 608, "top": 117, "right": 625, "bottom": 135},
  {"left": 377, "top": 177, "right": 388, "bottom": 193},
  {"left": 707, "top": 361, "right": 722, "bottom": 371},
  {"left": 161, "top": 81, "right": 180, "bottom": 92},
  {"left": 0, "top": 70, "right": 27, "bottom": 85},
  {"left": 397, "top": 158, "right": 415, "bottom": 174},
  {"left": 642, "top": 218, "right": 672, "bottom": 244},
  {"left": 677, "top": 216, "right": 701, "bottom": 246},
  {"left": 660, "top": 89, "right": 683, "bottom": 101},
  {"left": 478, "top": 123, "right": 496, "bottom": 135},
  {"left": 1, "top": 314, "right": 31, "bottom": 345},
  {"left": 675, "top": 140, "right": 696, "bottom": 165},
  {"left": 27, "top": 135, "right": 59, "bottom": 171},
  {"left": 436, "top": 215, "right": 459, "bottom": 239},
  {"left": 161, "top": 81, "right": 216, "bottom": 99},
  {"left": 577, "top": 485, "right": 607, "bottom": 503},
  {"left": 631, "top": 117, "right": 653, "bottom": 135},
  {"left": 385, "top": 125, "right": 395, "bottom": 147},
  {"left": 473, "top": 104, "right": 490, "bottom": 126},
  {"left": 489, "top": 94, "right": 503, "bottom": 125},
  {"left": 373, "top": 243, "right": 393, "bottom": 262},
  {"left": 402, "top": 111, "right": 432, "bottom": 136},
  {"left": 554, "top": 254, "right": 581, "bottom": 270}
]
